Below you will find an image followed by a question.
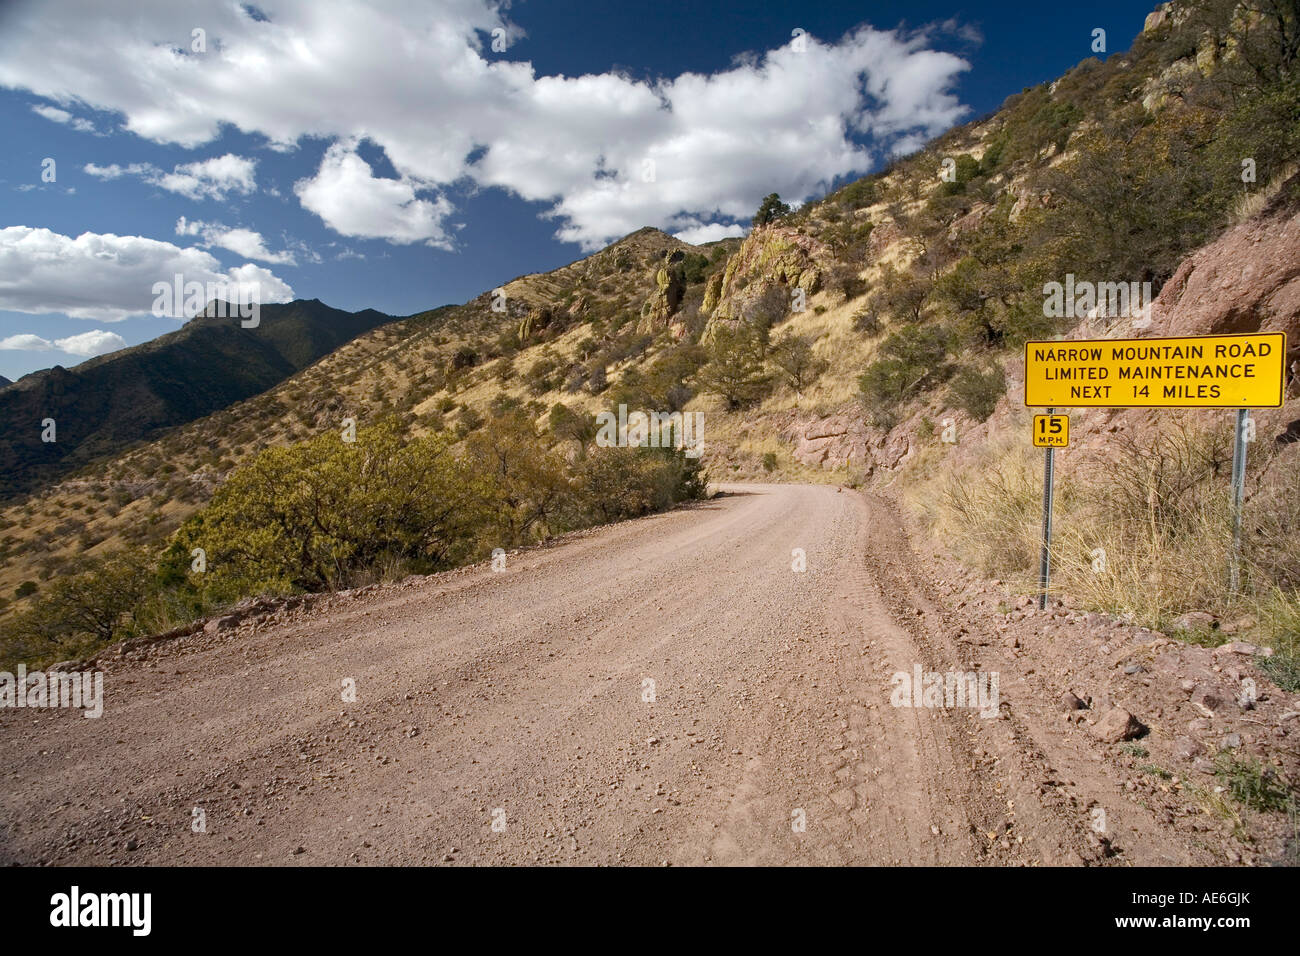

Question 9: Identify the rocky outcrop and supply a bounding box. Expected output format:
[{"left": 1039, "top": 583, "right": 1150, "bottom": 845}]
[
  {"left": 779, "top": 413, "right": 868, "bottom": 470},
  {"left": 1148, "top": 178, "right": 1300, "bottom": 378},
  {"left": 701, "top": 271, "right": 724, "bottom": 315},
  {"left": 1144, "top": 3, "right": 1172, "bottom": 33},
  {"left": 517, "top": 305, "right": 554, "bottom": 340},
  {"left": 1008, "top": 183, "right": 1053, "bottom": 224},
  {"left": 947, "top": 202, "right": 994, "bottom": 242},
  {"left": 703, "top": 225, "right": 830, "bottom": 338},
  {"left": 565, "top": 294, "right": 589, "bottom": 319},
  {"left": 1140, "top": 57, "right": 1201, "bottom": 111},
  {"left": 866, "top": 219, "right": 903, "bottom": 258},
  {"left": 639, "top": 249, "right": 686, "bottom": 333},
  {"left": 776, "top": 409, "right": 919, "bottom": 474}
]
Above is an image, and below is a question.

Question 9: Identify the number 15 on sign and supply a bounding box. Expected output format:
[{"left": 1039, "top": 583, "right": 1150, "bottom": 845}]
[{"left": 1033, "top": 414, "right": 1069, "bottom": 447}]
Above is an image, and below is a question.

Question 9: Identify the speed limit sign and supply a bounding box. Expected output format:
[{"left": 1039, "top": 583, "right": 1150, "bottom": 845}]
[{"left": 1032, "top": 414, "right": 1069, "bottom": 447}]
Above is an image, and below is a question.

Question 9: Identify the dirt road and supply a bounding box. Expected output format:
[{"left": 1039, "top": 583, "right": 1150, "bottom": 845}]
[{"left": 0, "top": 484, "right": 1253, "bottom": 865}]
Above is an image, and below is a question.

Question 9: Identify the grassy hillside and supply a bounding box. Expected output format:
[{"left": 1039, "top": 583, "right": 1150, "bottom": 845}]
[
  {"left": 0, "top": 228, "right": 723, "bottom": 625},
  {"left": 0, "top": 298, "right": 397, "bottom": 499}
]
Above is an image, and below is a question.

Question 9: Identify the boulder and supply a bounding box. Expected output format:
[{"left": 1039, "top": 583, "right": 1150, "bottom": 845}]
[
  {"left": 1059, "top": 691, "right": 1087, "bottom": 712},
  {"left": 1090, "top": 707, "right": 1146, "bottom": 743}
]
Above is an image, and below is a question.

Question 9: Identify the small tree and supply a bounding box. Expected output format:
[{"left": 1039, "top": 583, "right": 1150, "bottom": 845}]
[
  {"left": 698, "top": 324, "right": 772, "bottom": 409},
  {"left": 752, "top": 193, "right": 792, "bottom": 228},
  {"left": 549, "top": 402, "right": 596, "bottom": 445},
  {"left": 828, "top": 263, "right": 867, "bottom": 300},
  {"left": 739, "top": 285, "right": 788, "bottom": 356},
  {"left": 770, "top": 333, "right": 828, "bottom": 396},
  {"left": 8, "top": 548, "right": 155, "bottom": 649},
  {"left": 875, "top": 264, "right": 931, "bottom": 323},
  {"left": 858, "top": 323, "right": 952, "bottom": 428},
  {"left": 466, "top": 410, "right": 573, "bottom": 544}
]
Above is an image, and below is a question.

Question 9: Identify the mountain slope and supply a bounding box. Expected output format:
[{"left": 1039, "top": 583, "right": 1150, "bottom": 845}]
[
  {"left": 0, "top": 299, "right": 396, "bottom": 499},
  {"left": 0, "top": 228, "right": 710, "bottom": 607}
]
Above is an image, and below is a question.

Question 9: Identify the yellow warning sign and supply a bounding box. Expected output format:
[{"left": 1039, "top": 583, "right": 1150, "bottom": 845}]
[
  {"left": 1033, "top": 414, "right": 1069, "bottom": 447},
  {"left": 1025, "top": 332, "right": 1286, "bottom": 408}
]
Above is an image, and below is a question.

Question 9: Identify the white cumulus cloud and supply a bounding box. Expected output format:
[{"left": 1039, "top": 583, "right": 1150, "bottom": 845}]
[
  {"left": 155, "top": 153, "right": 256, "bottom": 200},
  {"left": 0, "top": 334, "right": 54, "bottom": 350},
  {"left": 671, "top": 221, "right": 748, "bottom": 245},
  {"left": 31, "top": 104, "right": 71, "bottom": 123},
  {"left": 83, "top": 154, "right": 256, "bottom": 200},
  {"left": 83, "top": 162, "right": 134, "bottom": 180},
  {"left": 0, "top": 330, "right": 128, "bottom": 357},
  {"left": 2, "top": 1, "right": 972, "bottom": 250},
  {"left": 294, "top": 142, "right": 455, "bottom": 248},
  {"left": 0, "top": 226, "right": 294, "bottom": 321},
  {"left": 175, "top": 216, "right": 297, "bottom": 264},
  {"left": 56, "top": 330, "right": 128, "bottom": 356},
  {"left": 31, "top": 102, "right": 95, "bottom": 131}
]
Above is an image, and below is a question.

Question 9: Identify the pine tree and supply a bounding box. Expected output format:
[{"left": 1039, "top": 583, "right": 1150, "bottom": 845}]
[{"left": 752, "top": 193, "right": 791, "bottom": 228}]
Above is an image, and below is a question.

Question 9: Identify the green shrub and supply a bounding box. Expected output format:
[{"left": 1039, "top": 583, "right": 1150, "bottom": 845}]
[
  {"left": 165, "top": 421, "right": 490, "bottom": 595},
  {"left": 940, "top": 154, "right": 982, "bottom": 195},
  {"left": 3, "top": 547, "right": 157, "bottom": 663},
  {"left": 836, "top": 178, "right": 877, "bottom": 210},
  {"left": 947, "top": 363, "right": 1006, "bottom": 422},
  {"left": 1214, "top": 753, "right": 1295, "bottom": 814},
  {"left": 573, "top": 446, "right": 705, "bottom": 523},
  {"left": 682, "top": 252, "right": 711, "bottom": 284},
  {"left": 858, "top": 323, "right": 951, "bottom": 427},
  {"left": 1258, "top": 653, "right": 1300, "bottom": 693}
]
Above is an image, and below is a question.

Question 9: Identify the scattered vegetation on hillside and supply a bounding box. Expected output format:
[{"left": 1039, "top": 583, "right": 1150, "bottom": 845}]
[
  {"left": 831, "top": 0, "right": 1300, "bottom": 428},
  {"left": 836, "top": 0, "right": 1300, "bottom": 675},
  {"left": 1, "top": 417, "right": 705, "bottom": 666}
]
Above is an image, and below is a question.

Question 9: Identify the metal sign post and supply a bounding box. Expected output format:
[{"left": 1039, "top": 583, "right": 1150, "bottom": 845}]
[
  {"left": 1229, "top": 408, "right": 1249, "bottom": 594},
  {"left": 1038, "top": 407, "right": 1055, "bottom": 610}
]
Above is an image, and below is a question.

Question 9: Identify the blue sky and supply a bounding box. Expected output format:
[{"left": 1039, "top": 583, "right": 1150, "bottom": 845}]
[{"left": 0, "top": 0, "right": 1152, "bottom": 382}]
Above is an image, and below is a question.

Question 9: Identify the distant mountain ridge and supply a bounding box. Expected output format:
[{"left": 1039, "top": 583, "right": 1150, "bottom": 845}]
[{"left": 0, "top": 299, "right": 396, "bottom": 499}]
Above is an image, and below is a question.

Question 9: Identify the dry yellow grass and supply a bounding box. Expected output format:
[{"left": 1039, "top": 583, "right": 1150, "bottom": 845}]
[{"left": 905, "top": 408, "right": 1300, "bottom": 654}]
